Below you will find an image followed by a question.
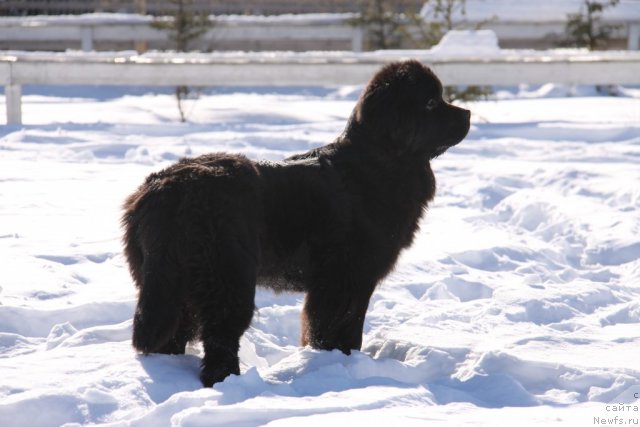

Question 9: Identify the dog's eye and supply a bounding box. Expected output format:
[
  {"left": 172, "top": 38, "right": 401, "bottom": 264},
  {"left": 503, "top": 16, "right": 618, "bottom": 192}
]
[{"left": 425, "top": 98, "right": 439, "bottom": 111}]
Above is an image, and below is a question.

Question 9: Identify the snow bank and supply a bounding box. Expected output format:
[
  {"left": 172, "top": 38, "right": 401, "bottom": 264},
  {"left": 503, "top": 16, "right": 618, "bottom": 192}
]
[
  {"left": 431, "top": 30, "right": 500, "bottom": 56},
  {"left": 0, "top": 84, "right": 639, "bottom": 426}
]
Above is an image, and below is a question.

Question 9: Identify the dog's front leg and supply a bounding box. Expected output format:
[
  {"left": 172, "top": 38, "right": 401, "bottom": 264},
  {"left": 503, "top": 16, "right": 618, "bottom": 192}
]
[{"left": 300, "top": 283, "right": 375, "bottom": 354}]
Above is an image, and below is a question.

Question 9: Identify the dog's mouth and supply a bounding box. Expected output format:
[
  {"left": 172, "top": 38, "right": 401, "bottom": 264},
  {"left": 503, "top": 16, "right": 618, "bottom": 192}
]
[{"left": 432, "top": 133, "right": 465, "bottom": 158}]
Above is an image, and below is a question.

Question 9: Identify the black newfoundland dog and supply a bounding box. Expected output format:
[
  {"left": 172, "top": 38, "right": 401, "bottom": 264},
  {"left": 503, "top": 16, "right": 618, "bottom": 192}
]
[{"left": 122, "top": 60, "right": 470, "bottom": 386}]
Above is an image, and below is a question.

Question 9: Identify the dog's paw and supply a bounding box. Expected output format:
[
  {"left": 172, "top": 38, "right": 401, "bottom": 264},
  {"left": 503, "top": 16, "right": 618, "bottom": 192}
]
[{"left": 199, "top": 364, "right": 239, "bottom": 387}]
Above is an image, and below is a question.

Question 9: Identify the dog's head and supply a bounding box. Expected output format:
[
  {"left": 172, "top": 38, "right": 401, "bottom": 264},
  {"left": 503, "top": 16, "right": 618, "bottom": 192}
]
[{"left": 347, "top": 60, "right": 470, "bottom": 159}]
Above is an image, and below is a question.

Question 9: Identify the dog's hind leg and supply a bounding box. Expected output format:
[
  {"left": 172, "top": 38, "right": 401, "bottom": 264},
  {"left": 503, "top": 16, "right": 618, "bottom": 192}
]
[
  {"left": 193, "top": 231, "right": 257, "bottom": 387},
  {"left": 154, "top": 305, "right": 198, "bottom": 355}
]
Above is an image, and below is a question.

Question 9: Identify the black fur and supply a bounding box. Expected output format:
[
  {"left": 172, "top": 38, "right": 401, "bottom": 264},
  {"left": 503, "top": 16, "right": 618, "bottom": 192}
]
[{"left": 122, "top": 60, "right": 470, "bottom": 387}]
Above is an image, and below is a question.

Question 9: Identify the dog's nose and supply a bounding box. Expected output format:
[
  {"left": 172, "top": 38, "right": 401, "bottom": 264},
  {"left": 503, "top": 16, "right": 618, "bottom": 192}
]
[{"left": 463, "top": 109, "right": 471, "bottom": 119}]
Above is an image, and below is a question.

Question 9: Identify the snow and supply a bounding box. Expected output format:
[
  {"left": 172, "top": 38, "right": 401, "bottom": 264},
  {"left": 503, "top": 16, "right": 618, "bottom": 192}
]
[
  {"left": 0, "top": 82, "right": 639, "bottom": 426},
  {"left": 431, "top": 30, "right": 501, "bottom": 56},
  {"left": 0, "top": 13, "right": 355, "bottom": 28},
  {"left": 0, "top": 13, "right": 154, "bottom": 27}
]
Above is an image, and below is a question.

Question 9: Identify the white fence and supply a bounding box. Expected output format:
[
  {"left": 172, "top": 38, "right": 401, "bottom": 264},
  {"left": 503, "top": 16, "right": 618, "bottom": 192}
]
[
  {"left": 1, "top": 11, "right": 640, "bottom": 52},
  {"left": 0, "top": 14, "right": 365, "bottom": 52},
  {"left": 3, "top": 49, "right": 640, "bottom": 125}
]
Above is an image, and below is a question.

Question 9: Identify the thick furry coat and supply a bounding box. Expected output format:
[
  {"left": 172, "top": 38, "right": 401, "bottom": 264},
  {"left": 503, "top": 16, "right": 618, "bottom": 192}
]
[{"left": 122, "top": 60, "right": 470, "bottom": 386}]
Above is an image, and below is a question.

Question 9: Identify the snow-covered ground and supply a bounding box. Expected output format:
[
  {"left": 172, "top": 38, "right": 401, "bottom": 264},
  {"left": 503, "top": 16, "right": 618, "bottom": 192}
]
[{"left": 0, "top": 83, "right": 639, "bottom": 426}]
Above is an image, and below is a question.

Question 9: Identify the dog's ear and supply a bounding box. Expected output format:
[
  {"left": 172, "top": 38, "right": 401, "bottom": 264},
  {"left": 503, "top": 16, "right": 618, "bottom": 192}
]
[
  {"left": 356, "top": 81, "right": 392, "bottom": 123},
  {"left": 353, "top": 84, "right": 398, "bottom": 142},
  {"left": 355, "top": 62, "right": 404, "bottom": 123},
  {"left": 352, "top": 75, "right": 412, "bottom": 153}
]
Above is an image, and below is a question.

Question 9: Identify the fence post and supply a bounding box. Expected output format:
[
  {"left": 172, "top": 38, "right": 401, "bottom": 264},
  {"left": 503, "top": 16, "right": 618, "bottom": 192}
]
[
  {"left": 629, "top": 24, "right": 640, "bottom": 50},
  {"left": 135, "top": 0, "right": 148, "bottom": 53},
  {"left": 352, "top": 28, "right": 364, "bottom": 52},
  {"left": 81, "top": 27, "right": 94, "bottom": 51},
  {"left": 6, "top": 84, "right": 22, "bottom": 125}
]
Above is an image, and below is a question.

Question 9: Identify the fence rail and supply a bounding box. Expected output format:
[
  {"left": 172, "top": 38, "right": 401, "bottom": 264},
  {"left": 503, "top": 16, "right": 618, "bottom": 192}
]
[
  {"left": 0, "top": 14, "right": 365, "bottom": 52},
  {"left": 3, "top": 49, "right": 640, "bottom": 125},
  {"left": 1, "top": 12, "right": 640, "bottom": 52},
  {"left": 0, "top": 0, "right": 415, "bottom": 15}
]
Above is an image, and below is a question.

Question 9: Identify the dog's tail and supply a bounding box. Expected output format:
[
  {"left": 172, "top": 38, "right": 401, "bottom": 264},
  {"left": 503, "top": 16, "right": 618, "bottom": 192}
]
[
  {"left": 122, "top": 187, "right": 183, "bottom": 354},
  {"left": 122, "top": 191, "right": 145, "bottom": 289}
]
